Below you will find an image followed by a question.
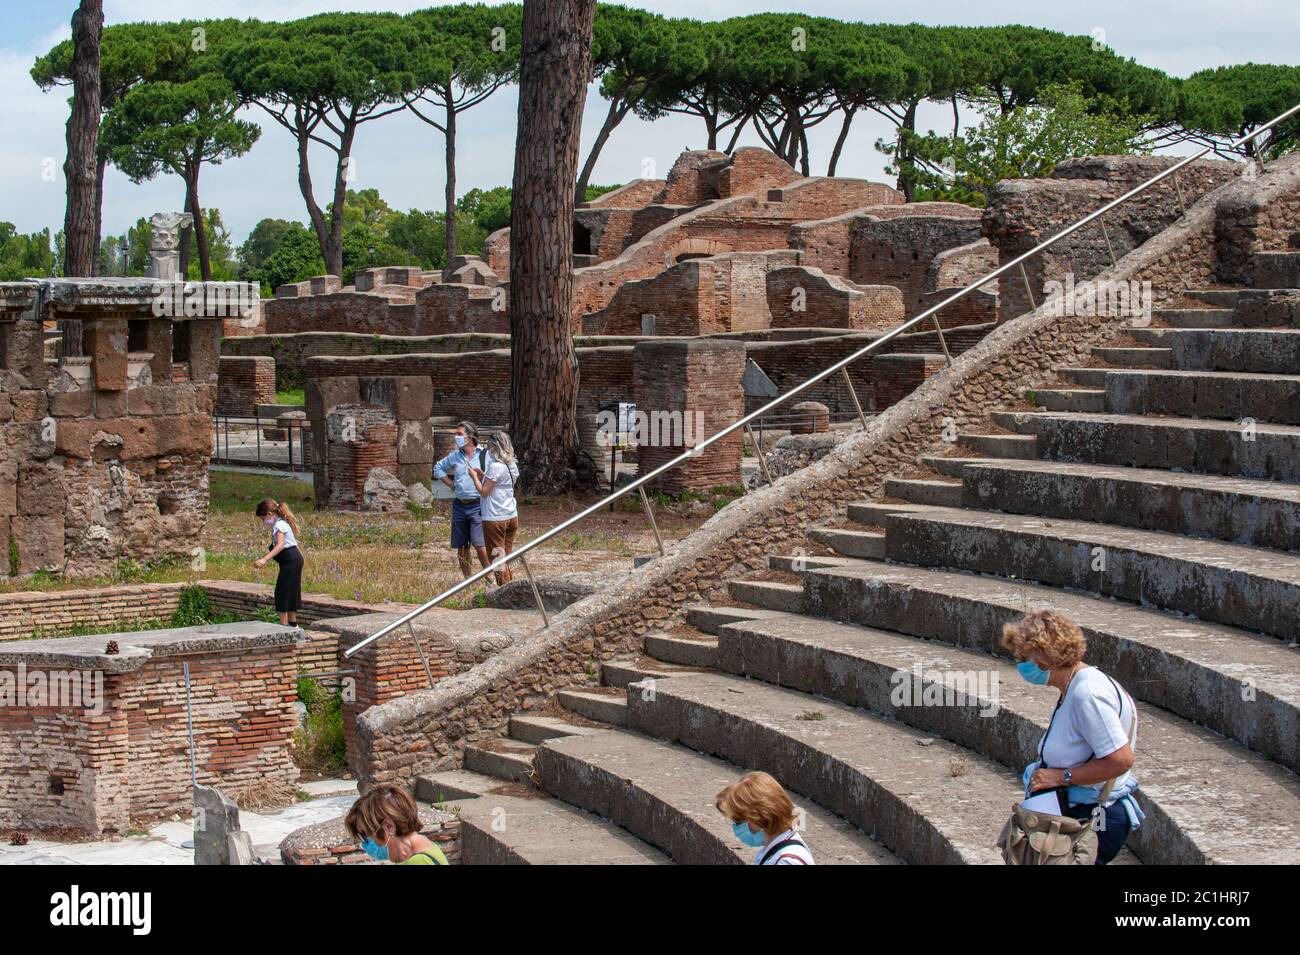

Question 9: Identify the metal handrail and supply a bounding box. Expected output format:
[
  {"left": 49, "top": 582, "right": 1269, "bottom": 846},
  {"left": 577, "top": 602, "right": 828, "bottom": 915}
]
[{"left": 346, "top": 99, "right": 1300, "bottom": 662}]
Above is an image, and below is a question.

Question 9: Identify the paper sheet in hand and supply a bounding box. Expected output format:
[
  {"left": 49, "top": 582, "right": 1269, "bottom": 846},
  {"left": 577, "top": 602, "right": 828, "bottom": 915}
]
[{"left": 1020, "top": 790, "right": 1065, "bottom": 814}]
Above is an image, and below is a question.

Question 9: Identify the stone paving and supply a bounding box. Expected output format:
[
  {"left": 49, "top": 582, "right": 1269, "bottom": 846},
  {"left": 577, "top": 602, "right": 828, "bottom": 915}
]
[{"left": 0, "top": 779, "right": 357, "bottom": 865}]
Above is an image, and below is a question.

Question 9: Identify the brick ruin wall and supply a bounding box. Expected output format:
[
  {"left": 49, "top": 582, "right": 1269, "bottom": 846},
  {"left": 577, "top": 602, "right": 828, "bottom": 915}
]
[
  {"left": 0, "top": 283, "right": 221, "bottom": 580},
  {"left": 346, "top": 152, "right": 1300, "bottom": 788},
  {"left": 0, "top": 629, "right": 299, "bottom": 835},
  {"left": 216, "top": 355, "right": 276, "bottom": 416}
]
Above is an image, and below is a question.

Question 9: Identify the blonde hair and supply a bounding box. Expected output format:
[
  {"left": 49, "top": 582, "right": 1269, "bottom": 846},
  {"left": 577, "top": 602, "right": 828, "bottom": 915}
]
[
  {"left": 715, "top": 771, "right": 796, "bottom": 835},
  {"left": 344, "top": 784, "right": 421, "bottom": 841},
  {"left": 1001, "top": 609, "right": 1087, "bottom": 670},
  {"left": 488, "top": 430, "right": 515, "bottom": 466},
  {"left": 255, "top": 498, "right": 300, "bottom": 539}
]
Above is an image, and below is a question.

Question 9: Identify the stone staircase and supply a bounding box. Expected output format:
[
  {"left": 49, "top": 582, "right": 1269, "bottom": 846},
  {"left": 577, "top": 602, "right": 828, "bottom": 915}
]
[{"left": 410, "top": 253, "right": 1300, "bottom": 865}]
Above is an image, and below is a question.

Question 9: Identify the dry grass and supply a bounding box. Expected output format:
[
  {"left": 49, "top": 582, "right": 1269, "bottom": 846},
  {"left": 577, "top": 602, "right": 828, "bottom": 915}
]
[
  {"left": 229, "top": 777, "right": 297, "bottom": 812},
  {"left": 1, "top": 470, "right": 717, "bottom": 608}
]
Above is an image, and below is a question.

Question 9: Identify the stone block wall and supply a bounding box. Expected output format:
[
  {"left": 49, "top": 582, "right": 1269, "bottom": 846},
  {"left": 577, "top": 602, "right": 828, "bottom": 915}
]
[
  {"left": 632, "top": 338, "right": 745, "bottom": 494},
  {"left": 983, "top": 155, "right": 1240, "bottom": 319},
  {"left": 216, "top": 356, "right": 276, "bottom": 416},
  {"left": 0, "top": 280, "right": 226, "bottom": 580}
]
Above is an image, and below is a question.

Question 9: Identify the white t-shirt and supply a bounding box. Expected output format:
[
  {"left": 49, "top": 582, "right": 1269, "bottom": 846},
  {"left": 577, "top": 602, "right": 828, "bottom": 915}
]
[
  {"left": 479, "top": 460, "right": 518, "bottom": 522},
  {"left": 1038, "top": 668, "right": 1137, "bottom": 798},
  {"left": 272, "top": 518, "right": 299, "bottom": 550},
  {"left": 754, "top": 828, "right": 815, "bottom": 865}
]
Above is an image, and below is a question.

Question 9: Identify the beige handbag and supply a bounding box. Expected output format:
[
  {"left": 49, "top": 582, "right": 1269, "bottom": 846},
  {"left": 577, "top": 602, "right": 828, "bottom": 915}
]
[{"left": 997, "top": 676, "right": 1135, "bottom": 866}]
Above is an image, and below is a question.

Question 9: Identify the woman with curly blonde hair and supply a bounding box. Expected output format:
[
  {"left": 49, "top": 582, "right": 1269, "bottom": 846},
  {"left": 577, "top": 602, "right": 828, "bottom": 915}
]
[{"left": 1002, "top": 609, "right": 1142, "bottom": 864}]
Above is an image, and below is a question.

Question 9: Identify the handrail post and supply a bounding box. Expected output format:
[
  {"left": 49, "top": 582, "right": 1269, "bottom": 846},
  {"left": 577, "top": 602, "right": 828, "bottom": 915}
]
[
  {"left": 841, "top": 367, "right": 869, "bottom": 430},
  {"left": 1173, "top": 172, "right": 1187, "bottom": 215},
  {"left": 519, "top": 553, "right": 550, "bottom": 629},
  {"left": 637, "top": 485, "right": 666, "bottom": 557},
  {"left": 1101, "top": 220, "right": 1118, "bottom": 267},
  {"left": 746, "top": 422, "right": 774, "bottom": 486},
  {"left": 1019, "top": 261, "right": 1038, "bottom": 312},
  {"left": 930, "top": 313, "right": 954, "bottom": 364},
  {"left": 407, "top": 620, "right": 435, "bottom": 689}
]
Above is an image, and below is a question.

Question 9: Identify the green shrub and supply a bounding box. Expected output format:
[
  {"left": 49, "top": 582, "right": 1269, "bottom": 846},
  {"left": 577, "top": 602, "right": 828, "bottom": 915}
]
[
  {"left": 294, "top": 676, "right": 346, "bottom": 772},
  {"left": 171, "top": 586, "right": 214, "bottom": 627}
]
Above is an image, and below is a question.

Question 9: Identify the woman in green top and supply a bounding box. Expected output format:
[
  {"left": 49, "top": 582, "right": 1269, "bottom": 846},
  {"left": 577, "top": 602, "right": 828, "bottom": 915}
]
[{"left": 344, "top": 784, "right": 448, "bottom": 865}]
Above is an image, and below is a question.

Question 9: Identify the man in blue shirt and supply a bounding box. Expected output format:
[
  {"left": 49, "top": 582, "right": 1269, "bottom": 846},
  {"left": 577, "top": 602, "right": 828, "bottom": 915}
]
[{"left": 433, "top": 421, "right": 492, "bottom": 579}]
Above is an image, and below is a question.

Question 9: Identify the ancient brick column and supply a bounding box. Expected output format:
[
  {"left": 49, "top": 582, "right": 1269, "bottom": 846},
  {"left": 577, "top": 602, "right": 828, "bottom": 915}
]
[{"left": 632, "top": 338, "right": 745, "bottom": 494}]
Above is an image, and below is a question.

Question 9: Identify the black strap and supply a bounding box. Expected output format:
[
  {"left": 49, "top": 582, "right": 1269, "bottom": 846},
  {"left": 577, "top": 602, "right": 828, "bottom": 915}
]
[{"left": 757, "top": 836, "right": 807, "bottom": 865}]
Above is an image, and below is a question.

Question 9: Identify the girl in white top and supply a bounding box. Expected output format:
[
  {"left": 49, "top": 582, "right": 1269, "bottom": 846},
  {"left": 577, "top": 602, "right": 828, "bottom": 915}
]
[
  {"left": 253, "top": 498, "right": 304, "bottom": 627},
  {"left": 715, "top": 771, "right": 816, "bottom": 866}
]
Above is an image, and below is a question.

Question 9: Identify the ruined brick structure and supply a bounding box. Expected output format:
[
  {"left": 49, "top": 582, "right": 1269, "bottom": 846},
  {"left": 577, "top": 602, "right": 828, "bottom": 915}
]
[{"left": 0, "top": 279, "right": 230, "bottom": 579}]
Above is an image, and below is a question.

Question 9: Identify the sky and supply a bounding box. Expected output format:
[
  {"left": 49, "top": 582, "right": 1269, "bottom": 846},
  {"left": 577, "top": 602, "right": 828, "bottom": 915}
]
[{"left": 1, "top": 0, "right": 1296, "bottom": 247}]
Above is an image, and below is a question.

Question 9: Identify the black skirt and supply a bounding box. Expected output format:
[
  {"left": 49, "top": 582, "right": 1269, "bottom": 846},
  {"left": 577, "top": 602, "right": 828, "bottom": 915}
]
[{"left": 272, "top": 546, "right": 304, "bottom": 613}]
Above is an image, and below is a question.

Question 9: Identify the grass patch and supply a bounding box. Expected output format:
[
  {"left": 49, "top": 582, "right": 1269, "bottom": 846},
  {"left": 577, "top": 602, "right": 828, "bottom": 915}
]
[
  {"left": 294, "top": 676, "right": 346, "bottom": 773},
  {"left": 274, "top": 388, "right": 305, "bottom": 406}
]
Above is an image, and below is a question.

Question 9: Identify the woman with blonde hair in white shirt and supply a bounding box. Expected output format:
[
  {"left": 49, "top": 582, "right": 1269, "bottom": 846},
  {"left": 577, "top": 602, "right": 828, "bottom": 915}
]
[{"left": 469, "top": 431, "right": 519, "bottom": 585}]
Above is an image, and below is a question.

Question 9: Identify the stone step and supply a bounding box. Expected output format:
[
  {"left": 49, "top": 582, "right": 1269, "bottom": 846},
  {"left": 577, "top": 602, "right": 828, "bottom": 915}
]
[
  {"left": 414, "top": 770, "right": 498, "bottom": 804},
  {"left": 508, "top": 715, "right": 600, "bottom": 746},
  {"left": 532, "top": 729, "right": 899, "bottom": 865},
  {"left": 880, "top": 504, "right": 1300, "bottom": 642},
  {"left": 990, "top": 410, "right": 1300, "bottom": 481},
  {"left": 1254, "top": 251, "right": 1300, "bottom": 289},
  {"left": 883, "top": 476, "right": 965, "bottom": 507},
  {"left": 1022, "top": 387, "right": 1106, "bottom": 413},
  {"left": 1103, "top": 368, "right": 1300, "bottom": 423},
  {"left": 623, "top": 670, "right": 1016, "bottom": 865},
  {"left": 1154, "top": 307, "right": 1237, "bottom": 329},
  {"left": 802, "top": 560, "right": 1300, "bottom": 773},
  {"left": 711, "top": 611, "right": 1300, "bottom": 865},
  {"left": 1232, "top": 288, "right": 1300, "bottom": 327},
  {"left": 1186, "top": 288, "right": 1245, "bottom": 308},
  {"left": 458, "top": 789, "right": 670, "bottom": 864},
  {"left": 557, "top": 688, "right": 628, "bottom": 726},
  {"left": 463, "top": 739, "right": 538, "bottom": 783},
  {"left": 1134, "top": 327, "right": 1300, "bottom": 374},
  {"left": 766, "top": 553, "right": 858, "bottom": 573},
  {"left": 1059, "top": 366, "right": 1110, "bottom": 387},
  {"left": 921, "top": 455, "right": 975, "bottom": 478},
  {"left": 846, "top": 501, "right": 924, "bottom": 526},
  {"left": 643, "top": 630, "right": 718, "bottom": 668},
  {"left": 955, "top": 457, "right": 1300, "bottom": 551},
  {"left": 724, "top": 577, "right": 805, "bottom": 613},
  {"left": 808, "top": 526, "right": 887, "bottom": 559},
  {"left": 1090, "top": 346, "right": 1172, "bottom": 368},
  {"left": 600, "top": 658, "right": 701, "bottom": 689},
  {"left": 686, "top": 603, "right": 784, "bottom": 635},
  {"left": 955, "top": 432, "right": 1038, "bottom": 459}
]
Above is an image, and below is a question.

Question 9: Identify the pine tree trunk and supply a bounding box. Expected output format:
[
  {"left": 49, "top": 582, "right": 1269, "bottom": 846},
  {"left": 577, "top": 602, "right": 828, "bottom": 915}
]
[
  {"left": 827, "top": 106, "right": 855, "bottom": 176},
  {"left": 60, "top": 0, "right": 103, "bottom": 358},
  {"left": 444, "top": 91, "right": 457, "bottom": 266},
  {"left": 179, "top": 175, "right": 195, "bottom": 278},
  {"left": 509, "top": 0, "right": 596, "bottom": 495},
  {"left": 575, "top": 96, "right": 629, "bottom": 205},
  {"left": 187, "top": 160, "right": 211, "bottom": 282}
]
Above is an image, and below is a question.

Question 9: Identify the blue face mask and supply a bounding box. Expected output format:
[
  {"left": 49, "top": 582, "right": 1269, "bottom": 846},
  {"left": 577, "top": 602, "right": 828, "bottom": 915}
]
[
  {"left": 454, "top": 434, "right": 467, "bottom": 449},
  {"left": 361, "top": 836, "right": 389, "bottom": 862},
  {"left": 1017, "top": 660, "right": 1051, "bottom": 685},
  {"left": 732, "top": 820, "right": 767, "bottom": 847}
]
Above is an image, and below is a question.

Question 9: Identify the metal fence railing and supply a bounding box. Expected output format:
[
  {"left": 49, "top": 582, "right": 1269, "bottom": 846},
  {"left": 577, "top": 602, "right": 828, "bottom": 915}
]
[{"left": 211, "top": 415, "right": 311, "bottom": 472}]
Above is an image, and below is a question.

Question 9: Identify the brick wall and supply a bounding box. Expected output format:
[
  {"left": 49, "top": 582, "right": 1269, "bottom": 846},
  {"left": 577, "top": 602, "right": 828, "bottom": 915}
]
[
  {"left": 216, "top": 356, "right": 276, "bottom": 416},
  {"left": 873, "top": 353, "right": 949, "bottom": 410},
  {"left": 765, "top": 267, "right": 904, "bottom": 330},
  {"left": 0, "top": 628, "right": 299, "bottom": 835},
  {"left": 633, "top": 338, "right": 745, "bottom": 494},
  {"left": 852, "top": 215, "right": 987, "bottom": 316}
]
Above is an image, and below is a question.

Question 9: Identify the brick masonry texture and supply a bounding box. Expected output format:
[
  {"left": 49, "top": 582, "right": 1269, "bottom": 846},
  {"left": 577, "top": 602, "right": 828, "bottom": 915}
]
[
  {"left": 348, "top": 152, "right": 1300, "bottom": 791},
  {"left": 216, "top": 356, "right": 275, "bottom": 416},
  {"left": 0, "top": 622, "right": 300, "bottom": 834}
]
